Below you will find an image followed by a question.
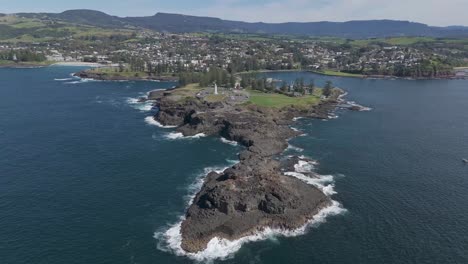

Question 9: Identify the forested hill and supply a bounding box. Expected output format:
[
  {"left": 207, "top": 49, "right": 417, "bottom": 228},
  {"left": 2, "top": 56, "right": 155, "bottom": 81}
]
[{"left": 14, "top": 9, "right": 468, "bottom": 39}]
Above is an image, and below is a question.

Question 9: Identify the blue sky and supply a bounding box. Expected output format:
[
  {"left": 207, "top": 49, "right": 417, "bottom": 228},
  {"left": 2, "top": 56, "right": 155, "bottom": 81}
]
[{"left": 1, "top": 0, "right": 467, "bottom": 26}]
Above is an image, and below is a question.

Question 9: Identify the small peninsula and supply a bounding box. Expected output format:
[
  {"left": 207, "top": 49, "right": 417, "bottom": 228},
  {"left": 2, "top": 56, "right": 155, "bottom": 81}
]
[
  {"left": 145, "top": 83, "right": 363, "bottom": 253},
  {"left": 74, "top": 68, "right": 179, "bottom": 82}
]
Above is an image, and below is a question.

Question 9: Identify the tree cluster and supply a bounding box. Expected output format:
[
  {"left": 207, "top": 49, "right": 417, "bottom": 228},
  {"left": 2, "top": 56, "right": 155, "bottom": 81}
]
[{"left": 0, "top": 49, "right": 46, "bottom": 62}]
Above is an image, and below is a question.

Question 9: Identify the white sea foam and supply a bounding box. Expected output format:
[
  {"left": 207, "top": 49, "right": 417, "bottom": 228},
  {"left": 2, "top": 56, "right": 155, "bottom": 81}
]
[
  {"left": 127, "top": 98, "right": 154, "bottom": 112},
  {"left": 64, "top": 81, "right": 82, "bottom": 84},
  {"left": 155, "top": 156, "right": 345, "bottom": 262},
  {"left": 284, "top": 157, "right": 337, "bottom": 196},
  {"left": 338, "top": 91, "right": 349, "bottom": 101},
  {"left": 165, "top": 132, "right": 206, "bottom": 140},
  {"left": 290, "top": 127, "right": 307, "bottom": 136},
  {"left": 64, "top": 78, "right": 98, "bottom": 84},
  {"left": 285, "top": 172, "right": 336, "bottom": 196},
  {"left": 155, "top": 200, "right": 345, "bottom": 262},
  {"left": 293, "top": 117, "right": 304, "bottom": 121},
  {"left": 287, "top": 144, "right": 304, "bottom": 152},
  {"left": 220, "top": 137, "right": 238, "bottom": 146},
  {"left": 144, "top": 116, "right": 178, "bottom": 128},
  {"left": 295, "top": 159, "right": 318, "bottom": 172},
  {"left": 54, "top": 78, "right": 74, "bottom": 81},
  {"left": 347, "top": 101, "right": 373, "bottom": 111}
]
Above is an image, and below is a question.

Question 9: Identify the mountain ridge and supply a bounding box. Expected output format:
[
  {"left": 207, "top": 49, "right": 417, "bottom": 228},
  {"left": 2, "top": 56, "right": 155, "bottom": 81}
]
[{"left": 14, "top": 9, "right": 468, "bottom": 38}]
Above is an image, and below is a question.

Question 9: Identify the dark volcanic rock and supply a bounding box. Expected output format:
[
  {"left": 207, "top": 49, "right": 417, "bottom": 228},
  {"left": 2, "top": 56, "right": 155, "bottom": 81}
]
[
  {"left": 74, "top": 70, "right": 179, "bottom": 81},
  {"left": 151, "top": 87, "right": 343, "bottom": 253},
  {"left": 180, "top": 158, "right": 330, "bottom": 253}
]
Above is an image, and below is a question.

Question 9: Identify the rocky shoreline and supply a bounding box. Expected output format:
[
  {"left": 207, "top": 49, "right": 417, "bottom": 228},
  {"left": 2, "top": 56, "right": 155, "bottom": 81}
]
[
  {"left": 312, "top": 70, "right": 467, "bottom": 80},
  {"left": 147, "top": 86, "right": 357, "bottom": 253},
  {"left": 74, "top": 70, "right": 179, "bottom": 82}
]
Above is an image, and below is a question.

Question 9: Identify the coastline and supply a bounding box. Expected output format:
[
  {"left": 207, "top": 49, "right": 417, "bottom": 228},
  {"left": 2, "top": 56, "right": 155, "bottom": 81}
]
[
  {"left": 0, "top": 61, "right": 108, "bottom": 69},
  {"left": 145, "top": 85, "right": 360, "bottom": 259},
  {"left": 237, "top": 69, "right": 467, "bottom": 80},
  {"left": 310, "top": 70, "right": 467, "bottom": 80},
  {"left": 73, "top": 69, "right": 179, "bottom": 82}
]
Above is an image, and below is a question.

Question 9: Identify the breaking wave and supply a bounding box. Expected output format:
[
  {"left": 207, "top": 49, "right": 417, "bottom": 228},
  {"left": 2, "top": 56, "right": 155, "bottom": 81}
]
[
  {"left": 283, "top": 157, "right": 338, "bottom": 196},
  {"left": 348, "top": 101, "right": 373, "bottom": 111},
  {"left": 220, "top": 137, "right": 238, "bottom": 146},
  {"left": 154, "top": 157, "right": 345, "bottom": 262},
  {"left": 54, "top": 78, "right": 74, "bottom": 81},
  {"left": 155, "top": 201, "right": 345, "bottom": 262},
  {"left": 165, "top": 132, "right": 207, "bottom": 140},
  {"left": 290, "top": 127, "right": 301, "bottom": 132},
  {"left": 287, "top": 144, "right": 304, "bottom": 152},
  {"left": 144, "top": 116, "right": 177, "bottom": 128},
  {"left": 127, "top": 98, "right": 154, "bottom": 112},
  {"left": 291, "top": 126, "right": 308, "bottom": 137},
  {"left": 64, "top": 78, "right": 97, "bottom": 84}
]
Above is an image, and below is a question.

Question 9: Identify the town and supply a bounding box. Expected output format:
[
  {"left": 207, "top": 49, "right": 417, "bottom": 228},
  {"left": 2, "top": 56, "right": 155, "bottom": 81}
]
[{"left": 1, "top": 26, "right": 467, "bottom": 79}]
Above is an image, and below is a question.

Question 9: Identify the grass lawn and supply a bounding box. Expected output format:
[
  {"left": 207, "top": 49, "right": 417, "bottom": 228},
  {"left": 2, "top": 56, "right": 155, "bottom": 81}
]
[
  {"left": 247, "top": 90, "right": 321, "bottom": 108},
  {"left": 172, "top": 84, "right": 203, "bottom": 97},
  {"left": 10, "top": 20, "right": 46, "bottom": 29},
  {"left": 314, "top": 70, "right": 364, "bottom": 78}
]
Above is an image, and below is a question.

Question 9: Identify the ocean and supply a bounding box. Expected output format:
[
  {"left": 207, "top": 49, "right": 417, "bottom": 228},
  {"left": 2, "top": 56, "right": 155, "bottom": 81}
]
[{"left": 1, "top": 67, "right": 467, "bottom": 264}]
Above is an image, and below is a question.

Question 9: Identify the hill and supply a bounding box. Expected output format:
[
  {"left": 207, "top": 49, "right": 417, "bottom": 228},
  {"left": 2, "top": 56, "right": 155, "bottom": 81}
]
[
  {"left": 16, "top": 9, "right": 128, "bottom": 28},
  {"left": 13, "top": 10, "right": 468, "bottom": 39}
]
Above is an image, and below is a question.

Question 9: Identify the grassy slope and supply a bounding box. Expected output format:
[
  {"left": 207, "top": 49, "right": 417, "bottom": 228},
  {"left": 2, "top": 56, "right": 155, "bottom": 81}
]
[
  {"left": 172, "top": 83, "right": 323, "bottom": 109},
  {"left": 313, "top": 70, "right": 364, "bottom": 78},
  {"left": 0, "top": 15, "right": 134, "bottom": 43},
  {"left": 247, "top": 89, "right": 322, "bottom": 108}
]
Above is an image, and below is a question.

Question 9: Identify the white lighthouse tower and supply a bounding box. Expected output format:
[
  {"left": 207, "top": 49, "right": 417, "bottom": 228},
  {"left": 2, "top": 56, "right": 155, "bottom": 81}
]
[{"left": 214, "top": 82, "right": 218, "bottom": 95}]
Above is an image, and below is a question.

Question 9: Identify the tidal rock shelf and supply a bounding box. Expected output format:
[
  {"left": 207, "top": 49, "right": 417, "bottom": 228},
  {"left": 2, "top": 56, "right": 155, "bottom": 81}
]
[{"left": 149, "top": 87, "right": 345, "bottom": 253}]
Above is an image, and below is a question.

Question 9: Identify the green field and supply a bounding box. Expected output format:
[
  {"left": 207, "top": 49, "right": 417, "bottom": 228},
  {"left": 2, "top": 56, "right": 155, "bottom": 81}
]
[
  {"left": 313, "top": 70, "right": 364, "bottom": 78},
  {"left": 0, "top": 15, "right": 135, "bottom": 43},
  {"left": 247, "top": 89, "right": 322, "bottom": 108},
  {"left": 349, "top": 36, "right": 468, "bottom": 47}
]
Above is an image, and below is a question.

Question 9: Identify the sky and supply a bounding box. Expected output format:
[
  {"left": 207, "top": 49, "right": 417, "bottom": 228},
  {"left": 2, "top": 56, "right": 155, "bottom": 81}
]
[{"left": 1, "top": 0, "right": 467, "bottom": 26}]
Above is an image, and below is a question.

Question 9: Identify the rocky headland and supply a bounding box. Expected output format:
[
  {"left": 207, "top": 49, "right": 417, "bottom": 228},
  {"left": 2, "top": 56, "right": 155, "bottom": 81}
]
[
  {"left": 148, "top": 86, "right": 349, "bottom": 253},
  {"left": 74, "top": 70, "right": 179, "bottom": 82}
]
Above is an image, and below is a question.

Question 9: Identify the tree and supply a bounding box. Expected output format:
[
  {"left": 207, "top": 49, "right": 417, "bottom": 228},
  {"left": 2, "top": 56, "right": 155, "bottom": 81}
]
[
  {"left": 280, "top": 81, "right": 288, "bottom": 93},
  {"left": 308, "top": 79, "right": 315, "bottom": 95},
  {"left": 323, "top": 81, "right": 333, "bottom": 97},
  {"left": 229, "top": 75, "right": 236, "bottom": 88},
  {"left": 251, "top": 79, "right": 258, "bottom": 90}
]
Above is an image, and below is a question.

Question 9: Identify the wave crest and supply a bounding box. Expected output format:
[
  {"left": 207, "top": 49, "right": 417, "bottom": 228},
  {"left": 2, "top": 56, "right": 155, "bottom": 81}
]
[
  {"left": 145, "top": 116, "right": 177, "bottom": 128},
  {"left": 220, "top": 137, "right": 238, "bottom": 146},
  {"left": 155, "top": 200, "right": 345, "bottom": 262},
  {"left": 165, "top": 132, "right": 207, "bottom": 140}
]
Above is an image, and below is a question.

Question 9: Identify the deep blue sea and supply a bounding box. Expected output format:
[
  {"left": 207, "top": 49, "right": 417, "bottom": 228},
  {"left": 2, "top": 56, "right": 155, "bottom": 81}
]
[{"left": 1, "top": 67, "right": 467, "bottom": 264}]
